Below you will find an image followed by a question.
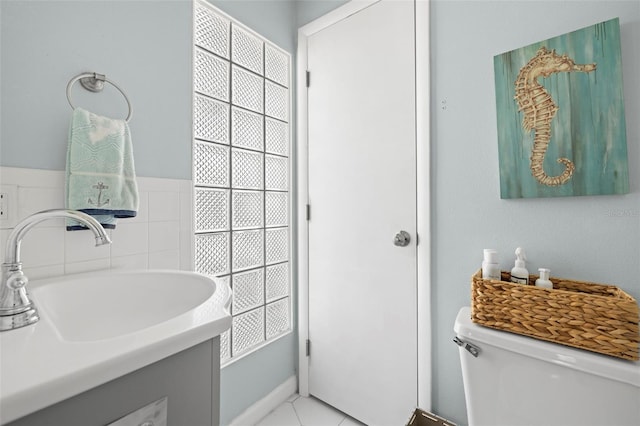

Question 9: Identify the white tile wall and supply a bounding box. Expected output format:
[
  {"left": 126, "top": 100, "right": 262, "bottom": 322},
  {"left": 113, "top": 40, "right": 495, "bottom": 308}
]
[{"left": 0, "top": 167, "right": 193, "bottom": 280}]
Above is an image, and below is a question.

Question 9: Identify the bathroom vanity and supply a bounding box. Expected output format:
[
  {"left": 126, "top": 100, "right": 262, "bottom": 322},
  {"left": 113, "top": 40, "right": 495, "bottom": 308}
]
[
  {"left": 6, "top": 339, "right": 220, "bottom": 426},
  {"left": 0, "top": 270, "right": 232, "bottom": 426}
]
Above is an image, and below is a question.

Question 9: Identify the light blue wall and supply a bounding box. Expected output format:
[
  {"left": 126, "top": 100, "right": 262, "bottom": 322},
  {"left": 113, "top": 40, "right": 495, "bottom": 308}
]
[
  {"left": 0, "top": 0, "right": 193, "bottom": 179},
  {"left": 431, "top": 1, "right": 639, "bottom": 424},
  {"left": 295, "top": 0, "right": 348, "bottom": 27}
]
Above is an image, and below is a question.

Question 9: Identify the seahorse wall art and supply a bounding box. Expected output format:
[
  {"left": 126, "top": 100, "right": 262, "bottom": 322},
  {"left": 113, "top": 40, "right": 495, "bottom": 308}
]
[
  {"left": 494, "top": 18, "right": 629, "bottom": 199},
  {"left": 515, "top": 47, "right": 596, "bottom": 186}
]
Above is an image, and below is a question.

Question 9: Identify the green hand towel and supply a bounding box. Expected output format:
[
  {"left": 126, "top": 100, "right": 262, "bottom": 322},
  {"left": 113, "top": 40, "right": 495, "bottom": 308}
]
[{"left": 66, "top": 108, "right": 139, "bottom": 230}]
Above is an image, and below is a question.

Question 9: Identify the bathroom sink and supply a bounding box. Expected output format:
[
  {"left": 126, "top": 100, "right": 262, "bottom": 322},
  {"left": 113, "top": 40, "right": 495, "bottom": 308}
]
[
  {"left": 1, "top": 269, "right": 231, "bottom": 424},
  {"left": 31, "top": 269, "right": 219, "bottom": 341}
]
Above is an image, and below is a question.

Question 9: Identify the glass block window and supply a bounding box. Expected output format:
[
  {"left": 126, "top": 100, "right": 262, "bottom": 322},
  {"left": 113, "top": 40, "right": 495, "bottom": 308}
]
[{"left": 193, "top": 1, "right": 291, "bottom": 365}]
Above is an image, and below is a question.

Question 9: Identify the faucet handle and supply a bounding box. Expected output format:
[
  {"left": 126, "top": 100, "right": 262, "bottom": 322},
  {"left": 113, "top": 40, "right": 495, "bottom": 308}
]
[
  {"left": 6, "top": 270, "right": 28, "bottom": 290},
  {"left": 0, "top": 268, "right": 37, "bottom": 326}
]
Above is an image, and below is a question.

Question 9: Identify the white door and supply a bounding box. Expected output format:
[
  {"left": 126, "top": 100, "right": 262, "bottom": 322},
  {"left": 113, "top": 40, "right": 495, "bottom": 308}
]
[{"left": 305, "top": 1, "right": 417, "bottom": 424}]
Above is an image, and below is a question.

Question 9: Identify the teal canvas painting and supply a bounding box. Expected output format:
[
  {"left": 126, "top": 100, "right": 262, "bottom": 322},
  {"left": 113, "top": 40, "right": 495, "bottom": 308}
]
[{"left": 494, "top": 18, "right": 629, "bottom": 199}]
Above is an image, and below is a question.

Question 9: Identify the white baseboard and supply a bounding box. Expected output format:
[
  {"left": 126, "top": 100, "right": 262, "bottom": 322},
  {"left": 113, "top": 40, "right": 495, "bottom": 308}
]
[{"left": 228, "top": 375, "right": 297, "bottom": 426}]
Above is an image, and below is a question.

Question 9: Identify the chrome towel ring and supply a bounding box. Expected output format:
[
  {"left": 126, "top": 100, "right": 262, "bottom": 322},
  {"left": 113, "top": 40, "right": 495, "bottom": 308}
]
[{"left": 66, "top": 72, "right": 132, "bottom": 122}]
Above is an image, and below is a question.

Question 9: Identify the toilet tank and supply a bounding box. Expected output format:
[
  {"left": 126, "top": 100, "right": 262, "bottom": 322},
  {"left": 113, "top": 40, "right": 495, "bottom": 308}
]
[{"left": 454, "top": 307, "right": 640, "bottom": 426}]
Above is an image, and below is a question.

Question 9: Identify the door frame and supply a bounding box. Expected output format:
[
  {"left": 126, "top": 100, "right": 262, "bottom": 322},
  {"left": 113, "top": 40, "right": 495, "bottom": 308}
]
[{"left": 296, "top": 0, "right": 432, "bottom": 411}]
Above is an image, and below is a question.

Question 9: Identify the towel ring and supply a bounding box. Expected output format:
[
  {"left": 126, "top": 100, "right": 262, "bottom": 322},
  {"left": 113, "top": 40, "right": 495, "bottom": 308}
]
[{"left": 66, "top": 72, "right": 132, "bottom": 122}]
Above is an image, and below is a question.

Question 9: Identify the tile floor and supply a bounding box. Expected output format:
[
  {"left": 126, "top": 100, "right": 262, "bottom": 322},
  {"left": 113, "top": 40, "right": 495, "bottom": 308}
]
[{"left": 254, "top": 394, "right": 366, "bottom": 426}]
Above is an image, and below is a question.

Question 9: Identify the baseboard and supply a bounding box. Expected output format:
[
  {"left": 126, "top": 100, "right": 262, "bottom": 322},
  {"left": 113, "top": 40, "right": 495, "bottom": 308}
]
[{"left": 228, "top": 375, "right": 297, "bottom": 426}]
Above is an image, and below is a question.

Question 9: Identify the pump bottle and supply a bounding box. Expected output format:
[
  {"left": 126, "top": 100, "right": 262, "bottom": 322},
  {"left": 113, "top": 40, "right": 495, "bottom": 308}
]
[
  {"left": 482, "top": 249, "right": 501, "bottom": 280},
  {"left": 510, "top": 247, "right": 529, "bottom": 285},
  {"left": 535, "top": 268, "right": 553, "bottom": 289}
]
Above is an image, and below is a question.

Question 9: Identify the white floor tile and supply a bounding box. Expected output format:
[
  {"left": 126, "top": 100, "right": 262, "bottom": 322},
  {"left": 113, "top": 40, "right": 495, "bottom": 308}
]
[
  {"left": 253, "top": 395, "right": 366, "bottom": 426},
  {"left": 286, "top": 393, "right": 301, "bottom": 403},
  {"left": 293, "top": 396, "right": 346, "bottom": 426},
  {"left": 255, "top": 402, "right": 300, "bottom": 426},
  {"left": 339, "top": 415, "right": 367, "bottom": 426}
]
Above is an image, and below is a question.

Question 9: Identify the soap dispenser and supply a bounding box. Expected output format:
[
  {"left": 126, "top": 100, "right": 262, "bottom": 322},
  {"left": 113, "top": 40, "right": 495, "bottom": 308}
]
[
  {"left": 510, "top": 247, "right": 529, "bottom": 285},
  {"left": 535, "top": 268, "right": 553, "bottom": 289}
]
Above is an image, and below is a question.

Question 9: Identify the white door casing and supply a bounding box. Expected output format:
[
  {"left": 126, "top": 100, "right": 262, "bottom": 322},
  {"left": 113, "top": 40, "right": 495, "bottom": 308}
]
[{"left": 297, "top": 0, "right": 431, "bottom": 424}]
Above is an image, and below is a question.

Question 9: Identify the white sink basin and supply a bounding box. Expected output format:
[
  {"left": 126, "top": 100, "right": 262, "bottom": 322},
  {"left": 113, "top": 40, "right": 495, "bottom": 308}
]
[
  {"left": 1, "top": 269, "right": 231, "bottom": 424},
  {"left": 31, "top": 270, "right": 217, "bottom": 341}
]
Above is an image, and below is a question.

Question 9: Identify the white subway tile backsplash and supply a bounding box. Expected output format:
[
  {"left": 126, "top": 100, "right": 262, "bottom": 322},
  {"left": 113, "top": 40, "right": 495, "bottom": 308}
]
[
  {"left": 179, "top": 180, "right": 193, "bottom": 195},
  {"left": 22, "top": 265, "right": 65, "bottom": 281},
  {"left": 110, "top": 222, "right": 149, "bottom": 257},
  {"left": 0, "top": 167, "right": 193, "bottom": 279},
  {"left": 148, "top": 221, "right": 180, "bottom": 253},
  {"left": 20, "top": 227, "right": 65, "bottom": 267},
  {"left": 1, "top": 167, "right": 64, "bottom": 188},
  {"left": 139, "top": 176, "right": 182, "bottom": 192},
  {"left": 148, "top": 191, "right": 181, "bottom": 222},
  {"left": 17, "top": 187, "right": 65, "bottom": 219},
  {"left": 65, "top": 258, "right": 111, "bottom": 275},
  {"left": 65, "top": 229, "right": 112, "bottom": 263},
  {"left": 128, "top": 191, "right": 149, "bottom": 223},
  {"left": 149, "top": 250, "right": 180, "bottom": 270},
  {"left": 179, "top": 189, "right": 194, "bottom": 270},
  {"left": 111, "top": 253, "right": 149, "bottom": 270},
  {"left": 0, "top": 230, "right": 9, "bottom": 261}
]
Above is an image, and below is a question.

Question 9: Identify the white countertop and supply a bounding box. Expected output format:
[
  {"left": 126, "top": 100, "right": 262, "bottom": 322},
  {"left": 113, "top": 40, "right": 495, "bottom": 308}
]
[{"left": 0, "top": 271, "right": 232, "bottom": 424}]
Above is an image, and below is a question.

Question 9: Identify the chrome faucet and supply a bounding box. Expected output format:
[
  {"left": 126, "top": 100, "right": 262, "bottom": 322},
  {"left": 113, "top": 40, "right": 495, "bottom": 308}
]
[{"left": 0, "top": 209, "right": 112, "bottom": 331}]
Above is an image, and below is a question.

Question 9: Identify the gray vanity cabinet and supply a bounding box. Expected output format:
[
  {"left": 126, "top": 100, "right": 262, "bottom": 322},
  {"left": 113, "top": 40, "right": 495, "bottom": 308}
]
[{"left": 6, "top": 338, "right": 220, "bottom": 426}]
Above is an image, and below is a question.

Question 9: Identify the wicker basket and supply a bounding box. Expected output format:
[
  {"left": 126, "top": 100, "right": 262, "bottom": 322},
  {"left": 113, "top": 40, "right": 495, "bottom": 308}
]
[{"left": 471, "top": 270, "right": 639, "bottom": 361}]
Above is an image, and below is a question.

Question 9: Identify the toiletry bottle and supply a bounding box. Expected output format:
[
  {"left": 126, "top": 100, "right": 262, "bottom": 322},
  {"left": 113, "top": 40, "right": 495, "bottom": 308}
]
[
  {"left": 535, "top": 268, "right": 553, "bottom": 289},
  {"left": 510, "top": 247, "right": 529, "bottom": 285},
  {"left": 482, "top": 249, "right": 501, "bottom": 280}
]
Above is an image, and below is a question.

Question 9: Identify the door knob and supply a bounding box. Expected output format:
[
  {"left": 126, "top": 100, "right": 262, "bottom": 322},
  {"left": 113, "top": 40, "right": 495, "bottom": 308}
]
[{"left": 393, "top": 231, "right": 411, "bottom": 247}]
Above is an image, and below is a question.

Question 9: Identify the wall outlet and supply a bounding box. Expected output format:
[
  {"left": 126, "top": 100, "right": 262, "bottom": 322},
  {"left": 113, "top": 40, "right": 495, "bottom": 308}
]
[{"left": 0, "top": 184, "right": 19, "bottom": 229}]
